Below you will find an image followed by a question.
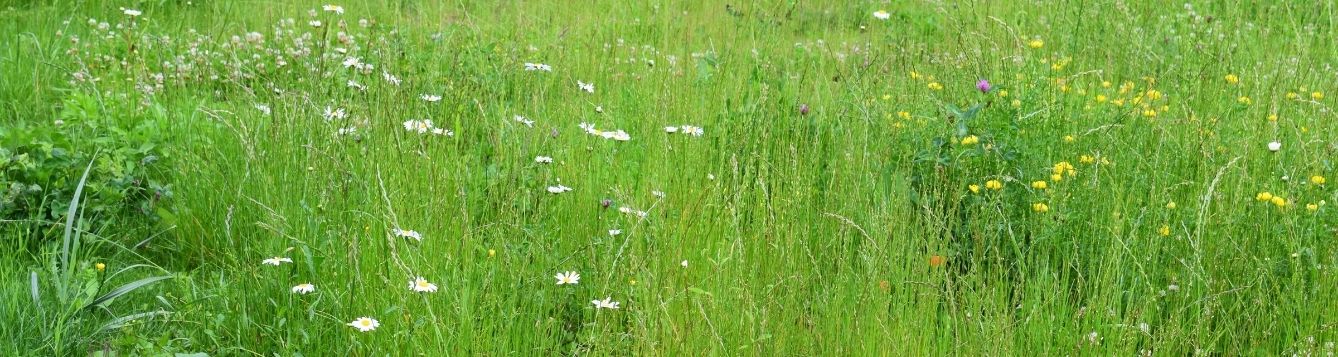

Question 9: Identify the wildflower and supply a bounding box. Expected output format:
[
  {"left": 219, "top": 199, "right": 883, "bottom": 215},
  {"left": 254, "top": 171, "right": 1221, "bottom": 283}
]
[
  {"left": 292, "top": 283, "right": 316, "bottom": 294},
  {"left": 927, "top": 82, "right": 943, "bottom": 91},
  {"left": 523, "top": 63, "right": 553, "bottom": 71},
  {"left": 664, "top": 126, "right": 679, "bottom": 133},
  {"left": 382, "top": 71, "right": 401, "bottom": 85},
  {"left": 1256, "top": 192, "right": 1273, "bottom": 202},
  {"left": 409, "top": 277, "right": 438, "bottom": 293},
  {"left": 322, "top": 5, "right": 345, "bottom": 14},
  {"left": 535, "top": 156, "right": 553, "bottom": 164},
  {"left": 1237, "top": 96, "right": 1251, "bottom": 105},
  {"left": 897, "top": 111, "right": 911, "bottom": 120},
  {"left": 262, "top": 257, "right": 293, "bottom": 266},
  {"left": 323, "top": 106, "right": 347, "bottom": 121},
  {"left": 1079, "top": 155, "right": 1095, "bottom": 164},
  {"left": 1031, "top": 181, "right": 1048, "bottom": 190},
  {"left": 680, "top": 260, "right": 688, "bottom": 268},
  {"left": 976, "top": 79, "right": 991, "bottom": 93},
  {"left": 609, "top": 229, "right": 621, "bottom": 236},
  {"left": 985, "top": 180, "right": 1004, "bottom": 191},
  {"left": 1224, "top": 74, "right": 1238, "bottom": 84},
  {"left": 1165, "top": 201, "right": 1177, "bottom": 209},
  {"left": 1307, "top": 203, "right": 1319, "bottom": 212},
  {"left": 1031, "top": 202, "right": 1050, "bottom": 213},
  {"left": 577, "top": 81, "right": 594, "bottom": 93},
  {"left": 1270, "top": 196, "right": 1287, "bottom": 208},
  {"left": 122, "top": 8, "right": 142, "bottom": 16},
  {"left": 873, "top": 10, "right": 891, "bottom": 20},
  {"left": 309, "top": 20, "right": 322, "bottom": 27},
  {"left": 968, "top": 184, "right": 981, "bottom": 193},
  {"left": 555, "top": 271, "right": 580, "bottom": 285},
  {"left": 347, "top": 317, "right": 379, "bottom": 332},
  {"left": 928, "top": 255, "right": 946, "bottom": 267},
  {"left": 1311, "top": 175, "right": 1326, "bottom": 185},
  {"left": 421, "top": 94, "right": 442, "bottom": 102},
  {"left": 591, "top": 297, "right": 620, "bottom": 309},
  {"left": 799, "top": 104, "right": 810, "bottom": 115},
  {"left": 960, "top": 135, "right": 979, "bottom": 145},
  {"left": 547, "top": 185, "right": 573, "bottom": 194},
  {"left": 1157, "top": 225, "right": 1170, "bottom": 237},
  {"left": 1095, "top": 94, "right": 1108, "bottom": 103},
  {"left": 488, "top": 249, "right": 496, "bottom": 257},
  {"left": 652, "top": 190, "right": 666, "bottom": 198},
  {"left": 1027, "top": 39, "right": 1044, "bottom": 49},
  {"left": 1050, "top": 174, "right": 1063, "bottom": 182},
  {"left": 95, "top": 263, "right": 106, "bottom": 272},
  {"left": 1312, "top": 91, "right": 1325, "bottom": 100},
  {"left": 1267, "top": 141, "right": 1281, "bottom": 152},
  {"left": 1268, "top": 114, "right": 1278, "bottom": 122},
  {"left": 393, "top": 228, "right": 422, "bottom": 241}
]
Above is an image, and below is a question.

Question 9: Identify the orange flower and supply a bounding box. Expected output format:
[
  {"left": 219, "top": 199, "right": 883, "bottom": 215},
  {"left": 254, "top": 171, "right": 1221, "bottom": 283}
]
[{"left": 929, "top": 255, "right": 946, "bottom": 267}]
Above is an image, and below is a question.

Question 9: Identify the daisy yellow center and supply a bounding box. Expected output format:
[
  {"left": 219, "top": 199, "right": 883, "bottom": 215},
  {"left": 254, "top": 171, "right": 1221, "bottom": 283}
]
[
  {"left": 359, "top": 320, "right": 371, "bottom": 327},
  {"left": 417, "top": 280, "right": 429, "bottom": 287}
]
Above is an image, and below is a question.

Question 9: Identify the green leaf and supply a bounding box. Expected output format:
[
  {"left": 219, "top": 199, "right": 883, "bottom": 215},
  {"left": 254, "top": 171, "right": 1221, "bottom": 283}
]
[{"left": 84, "top": 275, "right": 173, "bottom": 309}]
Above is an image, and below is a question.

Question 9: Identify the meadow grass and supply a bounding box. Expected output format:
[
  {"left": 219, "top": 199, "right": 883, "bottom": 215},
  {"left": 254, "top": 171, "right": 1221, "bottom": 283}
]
[{"left": 1, "top": 0, "right": 1336, "bottom": 355}]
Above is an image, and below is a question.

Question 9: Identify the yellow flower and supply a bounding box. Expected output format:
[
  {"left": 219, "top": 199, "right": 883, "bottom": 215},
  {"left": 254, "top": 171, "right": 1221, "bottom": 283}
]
[
  {"left": 1157, "top": 225, "right": 1171, "bottom": 237},
  {"left": 1027, "top": 39, "right": 1044, "bottom": 49},
  {"left": 1095, "top": 94, "right": 1108, "bottom": 103},
  {"left": 960, "top": 135, "right": 980, "bottom": 146},
  {"left": 1143, "top": 109, "right": 1157, "bottom": 118},
  {"left": 882, "top": 94, "right": 892, "bottom": 101},
  {"left": 95, "top": 263, "right": 106, "bottom": 272},
  {"left": 928, "top": 82, "right": 944, "bottom": 91},
  {"left": 1224, "top": 74, "right": 1239, "bottom": 84},
  {"left": 1256, "top": 192, "right": 1273, "bottom": 201},
  {"left": 488, "top": 249, "right": 496, "bottom": 257},
  {"left": 1267, "top": 114, "right": 1278, "bottom": 122},
  {"left": 1031, "top": 202, "right": 1049, "bottom": 213},
  {"left": 998, "top": 90, "right": 1009, "bottom": 98},
  {"left": 1311, "top": 175, "right": 1326, "bottom": 185},
  {"left": 1165, "top": 201, "right": 1177, "bottom": 209},
  {"left": 1063, "top": 135, "right": 1075, "bottom": 143},
  {"left": 1307, "top": 203, "right": 1319, "bottom": 212},
  {"left": 1312, "top": 91, "right": 1325, "bottom": 100},
  {"left": 897, "top": 111, "right": 911, "bottom": 120},
  {"left": 1270, "top": 196, "right": 1287, "bottom": 208},
  {"left": 1051, "top": 174, "right": 1063, "bottom": 182},
  {"left": 1101, "top": 81, "right": 1112, "bottom": 88},
  {"left": 1079, "top": 155, "right": 1095, "bottom": 164},
  {"left": 985, "top": 180, "right": 1003, "bottom": 191},
  {"left": 910, "top": 71, "right": 922, "bottom": 80},
  {"left": 968, "top": 184, "right": 981, "bottom": 193},
  {"left": 1237, "top": 96, "right": 1251, "bottom": 105},
  {"left": 1011, "top": 99, "right": 1022, "bottom": 108},
  {"left": 1031, "top": 181, "right": 1048, "bottom": 190}
]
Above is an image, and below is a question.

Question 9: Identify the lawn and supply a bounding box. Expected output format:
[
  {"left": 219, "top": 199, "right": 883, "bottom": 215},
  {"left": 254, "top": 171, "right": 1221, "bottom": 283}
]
[{"left": 1, "top": 0, "right": 1335, "bottom": 355}]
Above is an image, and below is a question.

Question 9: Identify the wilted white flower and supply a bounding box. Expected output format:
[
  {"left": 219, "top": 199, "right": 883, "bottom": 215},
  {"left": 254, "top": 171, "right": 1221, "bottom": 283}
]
[
  {"left": 336, "top": 127, "right": 358, "bottom": 136},
  {"left": 421, "top": 94, "right": 442, "bottom": 102},
  {"left": 347, "top": 317, "right": 379, "bottom": 332},
  {"left": 618, "top": 206, "right": 633, "bottom": 214},
  {"left": 382, "top": 71, "right": 401, "bottom": 86},
  {"left": 292, "top": 283, "right": 315, "bottom": 294},
  {"left": 555, "top": 271, "right": 580, "bottom": 285},
  {"left": 577, "top": 81, "right": 594, "bottom": 93},
  {"left": 346, "top": 80, "right": 366, "bottom": 91},
  {"left": 1267, "top": 141, "right": 1281, "bottom": 152},
  {"left": 322, "top": 4, "right": 344, "bottom": 14},
  {"left": 262, "top": 257, "right": 293, "bottom": 266},
  {"left": 680, "top": 260, "right": 688, "bottom": 268},
  {"left": 430, "top": 127, "right": 454, "bottom": 136},
  {"left": 873, "top": 10, "right": 890, "bottom": 20},
  {"left": 393, "top": 228, "right": 422, "bottom": 241},
  {"left": 591, "top": 297, "right": 620, "bottom": 309},
  {"left": 122, "top": 8, "right": 142, "bottom": 17},
  {"left": 255, "top": 103, "right": 271, "bottom": 115},
  {"left": 609, "top": 229, "right": 621, "bottom": 236},
  {"left": 409, "top": 276, "right": 438, "bottom": 293},
  {"left": 664, "top": 126, "right": 679, "bottom": 133},
  {"left": 523, "top": 63, "right": 552, "bottom": 71},
  {"left": 652, "top": 190, "right": 665, "bottom": 198},
  {"left": 309, "top": 20, "right": 323, "bottom": 27},
  {"left": 595, "top": 105, "right": 604, "bottom": 113},
  {"left": 342, "top": 57, "right": 362, "bottom": 68},
  {"left": 535, "top": 156, "right": 553, "bottom": 163}
]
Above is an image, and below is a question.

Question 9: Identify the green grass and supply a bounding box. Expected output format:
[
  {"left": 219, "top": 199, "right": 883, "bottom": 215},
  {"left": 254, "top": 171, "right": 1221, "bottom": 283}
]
[{"left": 2, "top": 0, "right": 1336, "bottom": 355}]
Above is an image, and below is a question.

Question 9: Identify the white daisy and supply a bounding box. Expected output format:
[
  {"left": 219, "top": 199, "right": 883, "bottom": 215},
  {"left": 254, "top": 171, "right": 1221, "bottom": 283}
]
[
  {"left": 336, "top": 127, "right": 358, "bottom": 136},
  {"left": 322, "top": 106, "right": 347, "bottom": 121},
  {"left": 431, "top": 127, "right": 454, "bottom": 137},
  {"left": 122, "top": 8, "right": 142, "bottom": 17},
  {"left": 262, "top": 257, "right": 293, "bottom": 266},
  {"left": 402, "top": 120, "right": 432, "bottom": 134},
  {"left": 595, "top": 105, "right": 604, "bottom": 113},
  {"left": 421, "top": 94, "right": 442, "bottom": 102},
  {"left": 322, "top": 5, "right": 345, "bottom": 14},
  {"left": 609, "top": 229, "right": 621, "bottom": 236},
  {"left": 291, "top": 283, "right": 315, "bottom": 294},
  {"left": 342, "top": 57, "right": 362, "bottom": 68},
  {"left": 382, "top": 71, "right": 401, "bottom": 86},
  {"left": 409, "top": 276, "right": 438, "bottom": 293},
  {"left": 346, "top": 80, "right": 366, "bottom": 91},
  {"left": 591, "top": 297, "right": 620, "bottom": 309},
  {"left": 535, "top": 156, "right": 553, "bottom": 164},
  {"left": 393, "top": 228, "right": 422, "bottom": 241},
  {"left": 1268, "top": 141, "right": 1281, "bottom": 152},
  {"left": 873, "top": 10, "right": 890, "bottom": 20},
  {"left": 680, "top": 260, "right": 689, "bottom": 268},
  {"left": 577, "top": 81, "right": 595, "bottom": 93},
  {"left": 555, "top": 271, "right": 581, "bottom": 285},
  {"left": 347, "top": 317, "right": 379, "bottom": 332}
]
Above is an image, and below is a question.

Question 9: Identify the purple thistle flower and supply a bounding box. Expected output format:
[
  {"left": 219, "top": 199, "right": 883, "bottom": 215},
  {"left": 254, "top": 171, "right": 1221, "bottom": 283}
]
[
  {"left": 976, "top": 79, "right": 992, "bottom": 93},
  {"left": 799, "top": 104, "right": 810, "bottom": 116}
]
